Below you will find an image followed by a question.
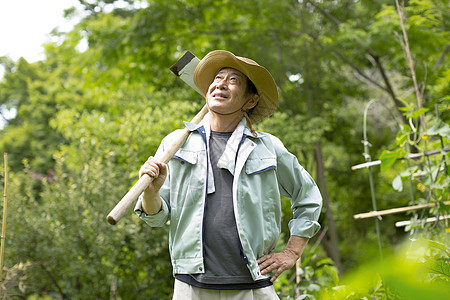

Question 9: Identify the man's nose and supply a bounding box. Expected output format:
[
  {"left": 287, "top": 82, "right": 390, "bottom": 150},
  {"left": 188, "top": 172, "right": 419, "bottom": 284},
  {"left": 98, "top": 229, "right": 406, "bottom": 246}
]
[{"left": 217, "top": 79, "right": 227, "bottom": 89}]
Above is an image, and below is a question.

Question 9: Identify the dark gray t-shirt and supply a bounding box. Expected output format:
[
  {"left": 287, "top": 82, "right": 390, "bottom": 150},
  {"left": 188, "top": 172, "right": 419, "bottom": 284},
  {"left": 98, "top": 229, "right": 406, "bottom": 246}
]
[{"left": 191, "top": 131, "right": 254, "bottom": 284}]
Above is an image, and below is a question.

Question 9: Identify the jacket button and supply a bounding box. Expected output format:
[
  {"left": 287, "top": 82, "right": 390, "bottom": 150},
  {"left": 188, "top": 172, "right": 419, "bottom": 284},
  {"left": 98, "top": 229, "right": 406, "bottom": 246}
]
[{"left": 199, "top": 267, "right": 203, "bottom": 271}]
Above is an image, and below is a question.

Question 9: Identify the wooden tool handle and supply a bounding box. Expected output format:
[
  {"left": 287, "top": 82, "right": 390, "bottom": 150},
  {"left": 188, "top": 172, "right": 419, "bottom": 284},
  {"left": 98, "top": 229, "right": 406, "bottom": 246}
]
[{"left": 106, "top": 104, "right": 208, "bottom": 225}]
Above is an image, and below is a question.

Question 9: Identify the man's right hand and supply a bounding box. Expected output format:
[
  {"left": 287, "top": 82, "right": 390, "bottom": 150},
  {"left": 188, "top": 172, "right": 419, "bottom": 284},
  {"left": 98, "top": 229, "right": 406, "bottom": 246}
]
[
  {"left": 139, "top": 156, "right": 167, "bottom": 192},
  {"left": 139, "top": 156, "right": 167, "bottom": 214}
]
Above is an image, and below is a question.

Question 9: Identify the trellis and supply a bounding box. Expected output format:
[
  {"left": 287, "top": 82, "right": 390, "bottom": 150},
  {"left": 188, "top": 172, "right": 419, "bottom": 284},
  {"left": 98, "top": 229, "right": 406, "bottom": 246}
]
[{"left": 351, "top": 101, "right": 449, "bottom": 259}]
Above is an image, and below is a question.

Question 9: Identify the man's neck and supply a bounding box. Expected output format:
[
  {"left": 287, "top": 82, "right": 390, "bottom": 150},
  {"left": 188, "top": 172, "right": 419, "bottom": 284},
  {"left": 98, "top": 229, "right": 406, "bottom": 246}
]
[{"left": 209, "top": 112, "right": 243, "bottom": 132}]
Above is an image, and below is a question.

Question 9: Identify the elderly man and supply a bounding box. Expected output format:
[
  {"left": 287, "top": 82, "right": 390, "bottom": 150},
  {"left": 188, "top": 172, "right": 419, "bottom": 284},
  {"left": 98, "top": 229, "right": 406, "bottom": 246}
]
[{"left": 135, "top": 50, "right": 322, "bottom": 299}]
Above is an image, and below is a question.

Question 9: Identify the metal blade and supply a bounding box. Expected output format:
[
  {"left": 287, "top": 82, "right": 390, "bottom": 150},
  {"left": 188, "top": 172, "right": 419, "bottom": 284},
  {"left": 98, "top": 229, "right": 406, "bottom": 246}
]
[{"left": 170, "top": 51, "right": 203, "bottom": 96}]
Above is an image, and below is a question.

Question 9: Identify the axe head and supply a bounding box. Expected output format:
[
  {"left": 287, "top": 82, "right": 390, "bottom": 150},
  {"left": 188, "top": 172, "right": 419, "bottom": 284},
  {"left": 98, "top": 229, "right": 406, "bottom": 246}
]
[{"left": 170, "top": 51, "right": 203, "bottom": 96}]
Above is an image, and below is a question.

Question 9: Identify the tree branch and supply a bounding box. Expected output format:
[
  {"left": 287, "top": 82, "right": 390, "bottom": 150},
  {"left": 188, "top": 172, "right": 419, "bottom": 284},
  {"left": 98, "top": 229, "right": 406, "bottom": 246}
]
[
  {"left": 305, "top": 0, "right": 408, "bottom": 123},
  {"left": 37, "top": 262, "right": 66, "bottom": 298},
  {"left": 395, "top": 1, "right": 423, "bottom": 112},
  {"left": 305, "top": 0, "right": 341, "bottom": 26},
  {"left": 332, "top": 49, "right": 388, "bottom": 92},
  {"left": 433, "top": 45, "right": 449, "bottom": 69}
]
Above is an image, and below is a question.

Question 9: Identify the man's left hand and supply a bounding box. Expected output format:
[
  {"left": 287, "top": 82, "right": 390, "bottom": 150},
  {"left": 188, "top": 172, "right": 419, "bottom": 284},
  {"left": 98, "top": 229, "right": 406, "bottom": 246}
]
[
  {"left": 257, "top": 236, "right": 309, "bottom": 282},
  {"left": 257, "top": 250, "right": 298, "bottom": 282}
]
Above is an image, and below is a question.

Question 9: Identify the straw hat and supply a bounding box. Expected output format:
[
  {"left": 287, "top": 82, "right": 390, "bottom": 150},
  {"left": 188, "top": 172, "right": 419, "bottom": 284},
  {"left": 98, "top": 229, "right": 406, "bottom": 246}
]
[{"left": 193, "top": 50, "right": 278, "bottom": 124}]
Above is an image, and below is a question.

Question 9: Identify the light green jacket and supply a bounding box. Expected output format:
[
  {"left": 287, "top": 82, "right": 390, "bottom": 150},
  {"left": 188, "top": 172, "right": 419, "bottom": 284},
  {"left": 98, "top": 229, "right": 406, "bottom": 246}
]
[{"left": 135, "top": 116, "right": 322, "bottom": 281}]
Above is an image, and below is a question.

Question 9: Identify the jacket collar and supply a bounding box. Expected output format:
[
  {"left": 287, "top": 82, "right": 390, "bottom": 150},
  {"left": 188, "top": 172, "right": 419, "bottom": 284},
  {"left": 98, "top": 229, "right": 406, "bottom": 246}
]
[
  {"left": 184, "top": 113, "right": 266, "bottom": 138},
  {"left": 184, "top": 114, "right": 267, "bottom": 176},
  {"left": 184, "top": 115, "right": 209, "bottom": 132}
]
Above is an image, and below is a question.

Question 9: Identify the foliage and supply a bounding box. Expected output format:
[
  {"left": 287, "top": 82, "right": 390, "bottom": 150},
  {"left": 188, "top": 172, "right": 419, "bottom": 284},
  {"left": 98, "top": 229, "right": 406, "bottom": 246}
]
[
  {"left": 318, "top": 235, "right": 450, "bottom": 300},
  {"left": 378, "top": 0, "right": 449, "bottom": 236},
  {"left": 3, "top": 150, "right": 173, "bottom": 298},
  {"left": 271, "top": 235, "right": 450, "bottom": 300},
  {"left": 278, "top": 256, "right": 339, "bottom": 300}
]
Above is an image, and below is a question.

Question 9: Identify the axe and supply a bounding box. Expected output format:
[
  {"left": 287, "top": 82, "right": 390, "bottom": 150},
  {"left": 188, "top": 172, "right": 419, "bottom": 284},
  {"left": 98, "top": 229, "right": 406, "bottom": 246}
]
[{"left": 107, "top": 51, "right": 207, "bottom": 225}]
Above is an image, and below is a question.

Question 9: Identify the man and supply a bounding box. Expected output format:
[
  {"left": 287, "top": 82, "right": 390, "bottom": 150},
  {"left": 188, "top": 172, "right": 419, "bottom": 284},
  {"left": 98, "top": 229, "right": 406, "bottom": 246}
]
[{"left": 135, "top": 50, "right": 322, "bottom": 299}]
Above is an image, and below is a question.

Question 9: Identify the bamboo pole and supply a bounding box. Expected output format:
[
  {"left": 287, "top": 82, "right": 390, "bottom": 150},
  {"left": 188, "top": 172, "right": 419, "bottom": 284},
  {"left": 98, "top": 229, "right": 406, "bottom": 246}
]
[
  {"left": 351, "top": 160, "right": 381, "bottom": 170},
  {"left": 395, "top": 215, "right": 450, "bottom": 227},
  {"left": 351, "top": 148, "right": 449, "bottom": 170},
  {"left": 1, "top": 153, "right": 8, "bottom": 287},
  {"left": 362, "top": 100, "right": 383, "bottom": 260},
  {"left": 353, "top": 201, "right": 450, "bottom": 220}
]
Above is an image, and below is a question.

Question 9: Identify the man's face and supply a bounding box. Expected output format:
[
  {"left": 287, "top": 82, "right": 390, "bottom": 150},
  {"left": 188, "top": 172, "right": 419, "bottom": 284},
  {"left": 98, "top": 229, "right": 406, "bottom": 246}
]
[{"left": 206, "top": 68, "right": 250, "bottom": 115}]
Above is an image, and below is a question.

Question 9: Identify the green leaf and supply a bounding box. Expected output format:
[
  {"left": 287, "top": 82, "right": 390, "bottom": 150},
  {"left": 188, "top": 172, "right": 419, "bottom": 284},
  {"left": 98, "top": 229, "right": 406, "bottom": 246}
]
[
  {"left": 428, "top": 259, "right": 450, "bottom": 277},
  {"left": 399, "top": 167, "right": 418, "bottom": 178},
  {"left": 380, "top": 149, "right": 405, "bottom": 172},
  {"left": 393, "top": 175, "right": 403, "bottom": 192},
  {"left": 424, "top": 239, "right": 450, "bottom": 253},
  {"left": 410, "top": 107, "right": 429, "bottom": 119},
  {"left": 396, "top": 132, "right": 408, "bottom": 145},
  {"left": 401, "top": 124, "right": 412, "bottom": 132},
  {"left": 399, "top": 107, "right": 410, "bottom": 112},
  {"left": 424, "top": 118, "right": 450, "bottom": 138},
  {"left": 429, "top": 175, "right": 450, "bottom": 190}
]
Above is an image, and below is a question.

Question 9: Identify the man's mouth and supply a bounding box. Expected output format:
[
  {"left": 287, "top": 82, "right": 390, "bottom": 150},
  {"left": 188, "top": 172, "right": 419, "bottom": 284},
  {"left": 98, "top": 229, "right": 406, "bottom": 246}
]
[{"left": 212, "top": 92, "right": 228, "bottom": 99}]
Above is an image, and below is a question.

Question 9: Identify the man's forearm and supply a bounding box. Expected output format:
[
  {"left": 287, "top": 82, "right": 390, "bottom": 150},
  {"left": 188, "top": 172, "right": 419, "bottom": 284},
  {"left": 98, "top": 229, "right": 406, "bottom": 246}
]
[
  {"left": 142, "top": 190, "right": 162, "bottom": 215},
  {"left": 285, "top": 235, "right": 309, "bottom": 259}
]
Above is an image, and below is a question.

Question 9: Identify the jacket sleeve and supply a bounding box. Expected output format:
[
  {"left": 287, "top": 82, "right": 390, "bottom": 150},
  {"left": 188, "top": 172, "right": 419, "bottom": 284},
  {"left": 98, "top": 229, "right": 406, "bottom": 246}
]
[
  {"left": 134, "top": 194, "right": 170, "bottom": 227},
  {"left": 133, "top": 134, "right": 173, "bottom": 227},
  {"left": 274, "top": 138, "right": 323, "bottom": 238}
]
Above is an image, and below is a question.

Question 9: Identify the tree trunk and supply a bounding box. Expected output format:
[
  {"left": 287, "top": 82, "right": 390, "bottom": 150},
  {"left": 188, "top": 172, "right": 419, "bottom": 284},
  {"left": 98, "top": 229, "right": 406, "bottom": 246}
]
[
  {"left": 302, "top": 0, "right": 343, "bottom": 275},
  {"left": 314, "top": 141, "right": 343, "bottom": 275}
]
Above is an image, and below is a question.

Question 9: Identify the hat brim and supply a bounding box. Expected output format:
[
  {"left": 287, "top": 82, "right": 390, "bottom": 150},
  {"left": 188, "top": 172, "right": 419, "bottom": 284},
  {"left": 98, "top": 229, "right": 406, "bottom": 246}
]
[{"left": 193, "top": 50, "right": 278, "bottom": 123}]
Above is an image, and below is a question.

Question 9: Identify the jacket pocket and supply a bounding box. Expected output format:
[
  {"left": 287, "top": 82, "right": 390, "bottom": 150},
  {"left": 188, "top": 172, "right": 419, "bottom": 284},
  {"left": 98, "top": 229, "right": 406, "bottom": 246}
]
[
  {"left": 170, "top": 149, "right": 204, "bottom": 209},
  {"left": 173, "top": 149, "right": 198, "bottom": 165},
  {"left": 171, "top": 149, "right": 203, "bottom": 188},
  {"left": 245, "top": 157, "right": 277, "bottom": 175}
]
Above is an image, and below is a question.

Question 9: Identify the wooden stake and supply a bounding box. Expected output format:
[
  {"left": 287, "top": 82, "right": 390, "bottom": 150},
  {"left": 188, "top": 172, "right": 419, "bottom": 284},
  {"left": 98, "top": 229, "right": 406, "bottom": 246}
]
[
  {"left": 351, "top": 148, "right": 449, "bottom": 170},
  {"left": 395, "top": 215, "right": 450, "bottom": 227},
  {"left": 351, "top": 160, "right": 381, "bottom": 170},
  {"left": 353, "top": 201, "right": 450, "bottom": 219}
]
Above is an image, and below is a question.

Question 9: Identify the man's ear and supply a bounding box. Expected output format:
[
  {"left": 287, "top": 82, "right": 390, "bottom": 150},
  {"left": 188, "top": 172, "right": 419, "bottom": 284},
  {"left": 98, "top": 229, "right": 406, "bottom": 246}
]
[{"left": 246, "top": 94, "right": 260, "bottom": 110}]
